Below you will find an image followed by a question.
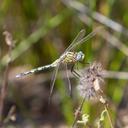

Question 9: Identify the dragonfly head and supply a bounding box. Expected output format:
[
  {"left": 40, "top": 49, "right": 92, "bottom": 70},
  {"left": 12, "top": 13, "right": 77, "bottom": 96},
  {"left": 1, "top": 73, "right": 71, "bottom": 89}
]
[{"left": 76, "top": 51, "right": 85, "bottom": 61}]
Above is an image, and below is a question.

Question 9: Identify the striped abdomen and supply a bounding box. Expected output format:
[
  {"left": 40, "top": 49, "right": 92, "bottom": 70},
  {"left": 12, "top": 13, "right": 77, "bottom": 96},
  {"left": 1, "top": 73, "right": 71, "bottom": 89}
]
[{"left": 16, "top": 63, "right": 57, "bottom": 78}]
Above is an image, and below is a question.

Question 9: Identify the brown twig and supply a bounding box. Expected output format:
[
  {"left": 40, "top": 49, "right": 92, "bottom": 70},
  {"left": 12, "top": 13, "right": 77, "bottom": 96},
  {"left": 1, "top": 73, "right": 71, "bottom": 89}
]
[{"left": 0, "top": 31, "right": 13, "bottom": 126}]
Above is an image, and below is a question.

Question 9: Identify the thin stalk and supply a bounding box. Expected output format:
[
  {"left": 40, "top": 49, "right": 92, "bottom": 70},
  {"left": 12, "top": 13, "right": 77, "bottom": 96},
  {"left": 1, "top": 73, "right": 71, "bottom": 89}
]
[
  {"left": 0, "top": 32, "right": 13, "bottom": 126},
  {"left": 72, "top": 94, "right": 86, "bottom": 128},
  {"left": 104, "top": 104, "right": 114, "bottom": 128}
]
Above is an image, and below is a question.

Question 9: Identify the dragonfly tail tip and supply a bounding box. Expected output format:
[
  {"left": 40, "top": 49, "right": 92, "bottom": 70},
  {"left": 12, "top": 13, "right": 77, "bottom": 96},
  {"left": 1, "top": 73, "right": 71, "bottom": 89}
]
[{"left": 16, "top": 74, "right": 21, "bottom": 78}]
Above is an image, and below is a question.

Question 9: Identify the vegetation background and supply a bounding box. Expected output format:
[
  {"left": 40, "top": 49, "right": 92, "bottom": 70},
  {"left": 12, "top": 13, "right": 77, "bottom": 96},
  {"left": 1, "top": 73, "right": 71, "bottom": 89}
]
[{"left": 0, "top": 0, "right": 128, "bottom": 127}]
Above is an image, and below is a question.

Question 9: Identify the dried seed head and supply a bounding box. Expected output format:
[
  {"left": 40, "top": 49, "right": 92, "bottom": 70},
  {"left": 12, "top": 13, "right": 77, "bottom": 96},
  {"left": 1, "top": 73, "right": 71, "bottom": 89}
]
[{"left": 77, "top": 62, "right": 104, "bottom": 100}]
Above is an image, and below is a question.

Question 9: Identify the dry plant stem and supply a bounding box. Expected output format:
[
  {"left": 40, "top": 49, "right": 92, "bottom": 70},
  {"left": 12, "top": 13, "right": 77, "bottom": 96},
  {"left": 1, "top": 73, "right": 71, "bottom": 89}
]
[
  {"left": 96, "top": 91, "right": 114, "bottom": 128},
  {"left": 62, "top": 0, "right": 128, "bottom": 36},
  {"left": 94, "top": 88, "right": 114, "bottom": 128},
  {"left": 104, "top": 104, "right": 114, "bottom": 128},
  {"left": 102, "top": 70, "right": 128, "bottom": 79},
  {"left": 30, "top": 70, "right": 128, "bottom": 86},
  {"left": 72, "top": 94, "right": 86, "bottom": 128},
  {"left": 78, "top": 12, "right": 128, "bottom": 57},
  {"left": 0, "top": 42, "right": 12, "bottom": 124},
  {"left": 4, "top": 106, "right": 16, "bottom": 123},
  {"left": 62, "top": 0, "right": 128, "bottom": 57},
  {"left": 100, "top": 30, "right": 128, "bottom": 57}
]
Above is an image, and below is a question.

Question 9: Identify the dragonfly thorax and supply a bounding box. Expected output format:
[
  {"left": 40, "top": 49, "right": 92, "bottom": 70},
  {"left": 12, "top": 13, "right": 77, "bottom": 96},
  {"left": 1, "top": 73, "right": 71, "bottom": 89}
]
[
  {"left": 60, "top": 51, "right": 85, "bottom": 64},
  {"left": 76, "top": 51, "right": 85, "bottom": 61}
]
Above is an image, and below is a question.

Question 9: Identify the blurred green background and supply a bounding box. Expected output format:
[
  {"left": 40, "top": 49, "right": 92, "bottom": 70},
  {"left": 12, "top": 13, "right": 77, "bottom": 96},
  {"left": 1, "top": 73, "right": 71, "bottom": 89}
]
[{"left": 0, "top": 0, "right": 128, "bottom": 127}]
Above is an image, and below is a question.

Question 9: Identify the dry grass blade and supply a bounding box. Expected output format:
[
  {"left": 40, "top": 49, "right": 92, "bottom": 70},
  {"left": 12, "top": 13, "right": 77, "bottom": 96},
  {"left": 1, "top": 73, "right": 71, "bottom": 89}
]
[{"left": 62, "top": 0, "right": 128, "bottom": 37}]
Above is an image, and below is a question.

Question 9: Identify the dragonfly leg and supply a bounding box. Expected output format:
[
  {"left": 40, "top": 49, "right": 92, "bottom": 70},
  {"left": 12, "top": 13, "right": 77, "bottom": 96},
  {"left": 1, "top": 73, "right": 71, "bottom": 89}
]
[
  {"left": 71, "top": 64, "right": 81, "bottom": 78},
  {"left": 48, "top": 64, "right": 60, "bottom": 104},
  {"left": 79, "top": 60, "right": 90, "bottom": 65},
  {"left": 65, "top": 64, "right": 72, "bottom": 97}
]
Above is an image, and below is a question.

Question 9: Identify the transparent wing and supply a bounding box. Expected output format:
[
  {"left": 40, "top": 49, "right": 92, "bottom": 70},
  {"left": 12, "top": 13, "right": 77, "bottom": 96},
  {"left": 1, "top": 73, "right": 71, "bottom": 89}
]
[
  {"left": 64, "top": 29, "right": 86, "bottom": 53},
  {"left": 65, "top": 27, "right": 103, "bottom": 52},
  {"left": 48, "top": 63, "right": 60, "bottom": 103}
]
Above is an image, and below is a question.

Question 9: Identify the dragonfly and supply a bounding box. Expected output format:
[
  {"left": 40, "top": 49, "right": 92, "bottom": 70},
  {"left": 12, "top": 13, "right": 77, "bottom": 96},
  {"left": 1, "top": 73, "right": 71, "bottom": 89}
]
[{"left": 16, "top": 27, "right": 102, "bottom": 101}]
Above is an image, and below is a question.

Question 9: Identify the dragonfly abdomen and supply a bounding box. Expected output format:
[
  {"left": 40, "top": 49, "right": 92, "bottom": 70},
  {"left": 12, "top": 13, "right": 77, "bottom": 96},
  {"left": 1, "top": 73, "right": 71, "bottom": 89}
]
[{"left": 16, "top": 63, "right": 56, "bottom": 78}]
